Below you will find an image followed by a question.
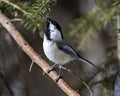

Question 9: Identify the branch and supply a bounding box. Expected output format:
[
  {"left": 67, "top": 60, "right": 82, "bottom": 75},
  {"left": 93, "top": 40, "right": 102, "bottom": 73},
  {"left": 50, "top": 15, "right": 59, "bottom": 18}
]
[
  {"left": 0, "top": 12, "right": 80, "bottom": 96},
  {"left": 10, "top": 18, "right": 22, "bottom": 22},
  {"left": 32, "top": 0, "right": 49, "bottom": 18},
  {"left": 117, "top": 12, "right": 120, "bottom": 66},
  {"left": 1, "top": 0, "right": 28, "bottom": 15}
]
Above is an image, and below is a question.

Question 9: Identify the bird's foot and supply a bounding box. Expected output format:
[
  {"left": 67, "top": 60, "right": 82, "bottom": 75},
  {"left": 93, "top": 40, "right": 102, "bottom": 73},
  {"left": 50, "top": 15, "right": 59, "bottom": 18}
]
[
  {"left": 55, "top": 74, "right": 63, "bottom": 82},
  {"left": 48, "top": 64, "right": 63, "bottom": 82},
  {"left": 55, "top": 64, "right": 63, "bottom": 82},
  {"left": 47, "top": 63, "right": 57, "bottom": 73}
]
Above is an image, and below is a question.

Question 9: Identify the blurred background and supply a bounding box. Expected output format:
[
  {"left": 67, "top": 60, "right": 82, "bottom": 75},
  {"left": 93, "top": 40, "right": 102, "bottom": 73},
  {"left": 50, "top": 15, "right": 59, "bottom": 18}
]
[{"left": 0, "top": 0, "right": 120, "bottom": 96}]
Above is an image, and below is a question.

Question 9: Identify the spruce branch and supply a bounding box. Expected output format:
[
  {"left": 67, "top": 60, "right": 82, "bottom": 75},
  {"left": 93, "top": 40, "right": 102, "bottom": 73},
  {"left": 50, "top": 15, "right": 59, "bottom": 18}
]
[
  {"left": 22, "top": 0, "right": 56, "bottom": 32},
  {"left": 117, "top": 6, "right": 120, "bottom": 67},
  {"left": 1, "top": 0, "right": 28, "bottom": 15},
  {"left": 69, "top": 0, "right": 116, "bottom": 50},
  {"left": 10, "top": 18, "right": 22, "bottom": 22},
  {"left": 30, "top": 0, "right": 56, "bottom": 19},
  {"left": 113, "top": 3, "right": 120, "bottom": 96},
  {"left": 0, "top": 12, "right": 80, "bottom": 96},
  {"left": 32, "top": 0, "right": 49, "bottom": 19},
  {"left": 1, "top": 0, "right": 56, "bottom": 32}
]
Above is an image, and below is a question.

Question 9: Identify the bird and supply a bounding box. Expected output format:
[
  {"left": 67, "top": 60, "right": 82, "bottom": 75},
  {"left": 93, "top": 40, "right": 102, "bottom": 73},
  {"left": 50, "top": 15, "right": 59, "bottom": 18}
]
[{"left": 43, "top": 18, "right": 96, "bottom": 82}]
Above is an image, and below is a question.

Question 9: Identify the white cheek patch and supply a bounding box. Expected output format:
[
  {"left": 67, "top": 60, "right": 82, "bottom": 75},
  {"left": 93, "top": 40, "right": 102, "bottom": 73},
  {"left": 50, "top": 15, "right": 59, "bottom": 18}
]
[
  {"left": 49, "top": 22, "right": 62, "bottom": 41},
  {"left": 49, "top": 22, "right": 55, "bottom": 30}
]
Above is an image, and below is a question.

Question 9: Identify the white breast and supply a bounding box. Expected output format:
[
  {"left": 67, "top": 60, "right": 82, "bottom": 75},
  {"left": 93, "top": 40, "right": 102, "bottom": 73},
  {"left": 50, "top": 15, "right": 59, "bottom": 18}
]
[{"left": 43, "top": 35, "right": 74, "bottom": 64}]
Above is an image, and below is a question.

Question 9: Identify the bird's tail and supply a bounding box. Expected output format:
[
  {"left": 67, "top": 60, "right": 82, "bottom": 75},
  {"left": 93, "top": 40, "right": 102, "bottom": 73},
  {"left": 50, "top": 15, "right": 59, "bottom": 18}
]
[{"left": 77, "top": 56, "right": 97, "bottom": 68}]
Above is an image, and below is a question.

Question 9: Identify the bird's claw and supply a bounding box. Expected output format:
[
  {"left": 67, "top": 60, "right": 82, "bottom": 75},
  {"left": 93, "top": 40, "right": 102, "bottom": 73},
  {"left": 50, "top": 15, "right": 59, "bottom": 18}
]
[
  {"left": 47, "top": 63, "right": 57, "bottom": 73},
  {"left": 55, "top": 75, "right": 63, "bottom": 82},
  {"left": 55, "top": 64, "right": 62, "bottom": 82},
  {"left": 47, "top": 67, "right": 54, "bottom": 73},
  {"left": 47, "top": 64, "right": 63, "bottom": 82}
]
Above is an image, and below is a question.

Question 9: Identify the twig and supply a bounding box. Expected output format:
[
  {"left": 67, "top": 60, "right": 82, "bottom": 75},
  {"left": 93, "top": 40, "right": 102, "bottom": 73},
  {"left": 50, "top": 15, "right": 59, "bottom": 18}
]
[
  {"left": 60, "top": 66, "right": 94, "bottom": 96},
  {"left": 0, "top": 12, "right": 80, "bottom": 96},
  {"left": 10, "top": 18, "right": 22, "bottom": 22},
  {"left": 117, "top": 9, "right": 120, "bottom": 68},
  {"left": 1, "top": 0, "right": 28, "bottom": 15},
  {"left": 29, "top": 60, "right": 34, "bottom": 72},
  {"left": 82, "top": 81, "right": 94, "bottom": 96},
  {"left": 32, "top": 0, "right": 49, "bottom": 18}
]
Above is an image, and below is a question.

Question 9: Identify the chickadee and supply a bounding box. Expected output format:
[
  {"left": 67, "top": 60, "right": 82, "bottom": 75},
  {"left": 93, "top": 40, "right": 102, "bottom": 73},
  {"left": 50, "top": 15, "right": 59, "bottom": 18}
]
[{"left": 43, "top": 18, "right": 96, "bottom": 82}]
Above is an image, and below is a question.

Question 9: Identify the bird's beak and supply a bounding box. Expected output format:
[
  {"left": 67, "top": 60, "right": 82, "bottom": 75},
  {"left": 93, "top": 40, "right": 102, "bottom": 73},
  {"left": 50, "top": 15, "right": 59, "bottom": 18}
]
[{"left": 47, "top": 18, "right": 51, "bottom": 22}]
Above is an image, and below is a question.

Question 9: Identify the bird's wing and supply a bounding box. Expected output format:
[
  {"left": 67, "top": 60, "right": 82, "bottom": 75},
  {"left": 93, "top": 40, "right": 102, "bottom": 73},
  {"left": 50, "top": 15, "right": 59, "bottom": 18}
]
[
  {"left": 56, "top": 41, "right": 79, "bottom": 59},
  {"left": 56, "top": 41, "right": 96, "bottom": 67}
]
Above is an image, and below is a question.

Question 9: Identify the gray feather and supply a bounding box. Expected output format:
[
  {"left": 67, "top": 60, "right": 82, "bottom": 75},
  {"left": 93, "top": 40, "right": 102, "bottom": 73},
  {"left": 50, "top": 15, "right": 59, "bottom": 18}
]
[
  {"left": 57, "top": 41, "right": 96, "bottom": 67},
  {"left": 57, "top": 41, "right": 79, "bottom": 59}
]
